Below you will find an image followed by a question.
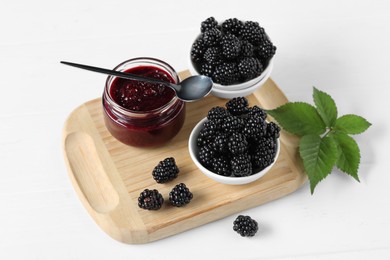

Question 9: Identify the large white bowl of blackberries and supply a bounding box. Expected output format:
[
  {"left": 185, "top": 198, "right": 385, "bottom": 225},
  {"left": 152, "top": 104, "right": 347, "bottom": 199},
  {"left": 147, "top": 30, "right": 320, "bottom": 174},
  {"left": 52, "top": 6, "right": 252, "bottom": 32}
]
[
  {"left": 188, "top": 97, "right": 281, "bottom": 185},
  {"left": 189, "top": 17, "right": 276, "bottom": 97}
]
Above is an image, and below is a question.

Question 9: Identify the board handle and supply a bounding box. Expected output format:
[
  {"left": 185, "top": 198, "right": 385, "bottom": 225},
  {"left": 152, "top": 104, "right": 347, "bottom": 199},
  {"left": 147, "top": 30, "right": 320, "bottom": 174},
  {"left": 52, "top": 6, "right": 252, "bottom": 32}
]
[{"left": 63, "top": 104, "right": 149, "bottom": 243}]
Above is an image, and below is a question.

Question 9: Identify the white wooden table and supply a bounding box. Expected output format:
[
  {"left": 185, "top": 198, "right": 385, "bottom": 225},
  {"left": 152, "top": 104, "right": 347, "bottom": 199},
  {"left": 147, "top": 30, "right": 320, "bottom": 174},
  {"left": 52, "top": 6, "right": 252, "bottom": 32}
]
[{"left": 1, "top": 0, "right": 389, "bottom": 259}]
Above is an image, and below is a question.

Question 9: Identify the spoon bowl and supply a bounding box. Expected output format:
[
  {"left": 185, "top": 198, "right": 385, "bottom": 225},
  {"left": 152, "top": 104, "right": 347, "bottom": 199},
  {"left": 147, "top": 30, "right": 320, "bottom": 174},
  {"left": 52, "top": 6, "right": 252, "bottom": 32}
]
[{"left": 60, "top": 61, "right": 213, "bottom": 102}]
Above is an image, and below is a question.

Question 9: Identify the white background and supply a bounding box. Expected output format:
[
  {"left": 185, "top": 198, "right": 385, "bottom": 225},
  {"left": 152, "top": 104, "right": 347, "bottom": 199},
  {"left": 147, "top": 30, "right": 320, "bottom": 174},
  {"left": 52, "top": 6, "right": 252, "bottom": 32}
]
[{"left": 1, "top": 0, "right": 389, "bottom": 259}]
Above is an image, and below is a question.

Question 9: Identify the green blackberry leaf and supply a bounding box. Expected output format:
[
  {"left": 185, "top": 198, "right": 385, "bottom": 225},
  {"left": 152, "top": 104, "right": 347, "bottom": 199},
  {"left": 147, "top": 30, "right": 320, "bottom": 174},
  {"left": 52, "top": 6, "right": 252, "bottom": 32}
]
[
  {"left": 299, "top": 135, "right": 338, "bottom": 194},
  {"left": 267, "top": 102, "right": 326, "bottom": 136},
  {"left": 330, "top": 131, "right": 361, "bottom": 181},
  {"left": 313, "top": 87, "right": 337, "bottom": 127},
  {"left": 334, "top": 114, "right": 371, "bottom": 135}
]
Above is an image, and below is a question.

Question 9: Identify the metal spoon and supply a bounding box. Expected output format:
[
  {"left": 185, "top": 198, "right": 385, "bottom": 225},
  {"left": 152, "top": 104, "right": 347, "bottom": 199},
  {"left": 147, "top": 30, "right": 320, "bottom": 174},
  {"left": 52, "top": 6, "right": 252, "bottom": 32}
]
[{"left": 60, "top": 61, "right": 213, "bottom": 102}]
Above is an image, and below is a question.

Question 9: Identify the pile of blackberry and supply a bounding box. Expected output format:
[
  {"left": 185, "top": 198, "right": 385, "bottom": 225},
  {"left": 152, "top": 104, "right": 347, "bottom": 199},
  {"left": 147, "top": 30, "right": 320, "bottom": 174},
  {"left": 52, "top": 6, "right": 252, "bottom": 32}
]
[
  {"left": 196, "top": 97, "right": 280, "bottom": 177},
  {"left": 191, "top": 17, "right": 276, "bottom": 85},
  {"left": 138, "top": 158, "right": 193, "bottom": 210}
]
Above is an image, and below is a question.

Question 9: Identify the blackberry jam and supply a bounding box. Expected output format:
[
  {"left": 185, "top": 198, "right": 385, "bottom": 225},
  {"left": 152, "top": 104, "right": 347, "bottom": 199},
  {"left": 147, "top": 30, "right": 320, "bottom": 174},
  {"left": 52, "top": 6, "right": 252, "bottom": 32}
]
[{"left": 102, "top": 58, "right": 185, "bottom": 147}]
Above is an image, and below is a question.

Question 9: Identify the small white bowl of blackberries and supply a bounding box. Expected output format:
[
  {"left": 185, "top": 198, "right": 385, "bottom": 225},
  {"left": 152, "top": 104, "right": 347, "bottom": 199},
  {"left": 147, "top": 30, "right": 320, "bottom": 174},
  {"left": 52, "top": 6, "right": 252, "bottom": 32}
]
[
  {"left": 189, "top": 17, "right": 276, "bottom": 98},
  {"left": 188, "top": 97, "right": 281, "bottom": 185}
]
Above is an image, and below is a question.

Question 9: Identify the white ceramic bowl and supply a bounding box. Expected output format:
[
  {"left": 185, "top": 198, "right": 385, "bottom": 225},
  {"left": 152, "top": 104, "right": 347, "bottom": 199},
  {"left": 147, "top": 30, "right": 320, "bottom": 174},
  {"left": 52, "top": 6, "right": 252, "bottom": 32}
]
[
  {"left": 188, "top": 117, "right": 280, "bottom": 185},
  {"left": 188, "top": 32, "right": 274, "bottom": 93}
]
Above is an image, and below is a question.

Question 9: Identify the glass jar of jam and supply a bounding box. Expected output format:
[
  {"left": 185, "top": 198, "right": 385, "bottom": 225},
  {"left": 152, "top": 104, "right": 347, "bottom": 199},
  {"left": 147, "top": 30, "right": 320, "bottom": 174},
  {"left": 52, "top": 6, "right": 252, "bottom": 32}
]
[{"left": 102, "top": 57, "right": 186, "bottom": 147}]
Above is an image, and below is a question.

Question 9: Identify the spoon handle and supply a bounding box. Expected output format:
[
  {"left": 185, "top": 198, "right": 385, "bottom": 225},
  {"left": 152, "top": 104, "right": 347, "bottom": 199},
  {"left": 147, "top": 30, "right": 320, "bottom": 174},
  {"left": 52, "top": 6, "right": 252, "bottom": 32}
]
[{"left": 60, "top": 61, "right": 171, "bottom": 86}]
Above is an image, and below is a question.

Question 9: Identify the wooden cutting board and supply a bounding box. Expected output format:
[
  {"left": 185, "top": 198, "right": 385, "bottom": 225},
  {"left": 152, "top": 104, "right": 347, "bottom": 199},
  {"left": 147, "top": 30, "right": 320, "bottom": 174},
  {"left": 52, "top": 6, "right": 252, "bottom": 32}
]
[{"left": 62, "top": 71, "right": 306, "bottom": 244}]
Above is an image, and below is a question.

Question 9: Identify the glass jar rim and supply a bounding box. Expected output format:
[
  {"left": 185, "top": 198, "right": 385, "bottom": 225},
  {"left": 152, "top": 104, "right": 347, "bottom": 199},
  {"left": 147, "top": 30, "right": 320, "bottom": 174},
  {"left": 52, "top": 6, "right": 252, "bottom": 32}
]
[{"left": 104, "top": 57, "right": 180, "bottom": 116}]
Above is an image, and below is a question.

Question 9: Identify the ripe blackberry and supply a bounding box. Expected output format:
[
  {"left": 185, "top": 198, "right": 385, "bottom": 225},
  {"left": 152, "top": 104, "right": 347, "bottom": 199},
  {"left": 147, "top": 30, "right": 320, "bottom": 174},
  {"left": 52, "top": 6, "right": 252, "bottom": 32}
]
[
  {"left": 197, "top": 120, "right": 221, "bottom": 147},
  {"left": 255, "top": 39, "right": 276, "bottom": 65},
  {"left": 221, "top": 115, "right": 245, "bottom": 133},
  {"left": 228, "top": 132, "right": 248, "bottom": 155},
  {"left": 138, "top": 189, "right": 164, "bottom": 210},
  {"left": 233, "top": 215, "right": 258, "bottom": 237},
  {"left": 204, "top": 47, "right": 222, "bottom": 66},
  {"left": 248, "top": 105, "right": 267, "bottom": 120},
  {"left": 226, "top": 97, "right": 249, "bottom": 116},
  {"left": 243, "top": 116, "right": 267, "bottom": 140},
  {"left": 221, "top": 18, "right": 244, "bottom": 36},
  {"left": 190, "top": 38, "right": 207, "bottom": 63},
  {"left": 198, "top": 145, "right": 216, "bottom": 167},
  {"left": 240, "top": 40, "right": 254, "bottom": 57},
  {"left": 266, "top": 122, "right": 281, "bottom": 139},
  {"left": 152, "top": 157, "right": 180, "bottom": 183},
  {"left": 197, "top": 124, "right": 217, "bottom": 146},
  {"left": 169, "top": 183, "right": 193, "bottom": 207},
  {"left": 211, "top": 133, "right": 229, "bottom": 154},
  {"left": 207, "top": 106, "right": 229, "bottom": 121},
  {"left": 203, "top": 119, "right": 222, "bottom": 131},
  {"left": 197, "top": 135, "right": 209, "bottom": 147},
  {"left": 251, "top": 136, "right": 277, "bottom": 170},
  {"left": 221, "top": 34, "right": 241, "bottom": 60},
  {"left": 210, "top": 156, "right": 231, "bottom": 176},
  {"left": 238, "top": 57, "right": 263, "bottom": 80},
  {"left": 201, "top": 17, "right": 218, "bottom": 33},
  {"left": 203, "top": 28, "right": 222, "bottom": 47},
  {"left": 212, "top": 62, "right": 240, "bottom": 85},
  {"left": 241, "top": 21, "right": 266, "bottom": 45},
  {"left": 231, "top": 154, "right": 252, "bottom": 177},
  {"left": 200, "top": 63, "right": 214, "bottom": 77}
]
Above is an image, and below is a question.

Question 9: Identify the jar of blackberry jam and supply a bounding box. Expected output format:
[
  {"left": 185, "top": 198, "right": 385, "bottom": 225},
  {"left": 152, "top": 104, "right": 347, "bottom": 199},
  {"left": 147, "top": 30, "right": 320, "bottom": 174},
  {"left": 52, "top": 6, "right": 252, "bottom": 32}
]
[{"left": 102, "top": 58, "right": 186, "bottom": 147}]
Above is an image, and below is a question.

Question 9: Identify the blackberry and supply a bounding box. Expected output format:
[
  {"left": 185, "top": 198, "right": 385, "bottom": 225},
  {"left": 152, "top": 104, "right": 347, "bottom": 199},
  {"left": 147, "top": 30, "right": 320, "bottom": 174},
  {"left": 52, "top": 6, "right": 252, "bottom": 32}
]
[
  {"left": 233, "top": 215, "right": 258, "bottom": 237},
  {"left": 203, "top": 119, "right": 222, "bottom": 131},
  {"left": 207, "top": 106, "right": 229, "bottom": 121},
  {"left": 241, "top": 21, "right": 266, "bottom": 45},
  {"left": 248, "top": 105, "right": 267, "bottom": 120},
  {"left": 152, "top": 157, "right": 179, "bottom": 184},
  {"left": 228, "top": 132, "right": 248, "bottom": 155},
  {"left": 238, "top": 57, "right": 263, "bottom": 80},
  {"left": 221, "top": 34, "right": 241, "bottom": 60},
  {"left": 240, "top": 40, "right": 254, "bottom": 57},
  {"left": 210, "top": 156, "right": 231, "bottom": 176},
  {"left": 251, "top": 136, "right": 277, "bottom": 170},
  {"left": 138, "top": 189, "right": 164, "bottom": 210},
  {"left": 200, "top": 63, "right": 214, "bottom": 77},
  {"left": 255, "top": 39, "right": 276, "bottom": 65},
  {"left": 190, "top": 38, "right": 207, "bottom": 63},
  {"left": 226, "top": 97, "right": 249, "bottom": 116},
  {"left": 169, "top": 183, "right": 193, "bottom": 207},
  {"left": 221, "top": 115, "right": 245, "bottom": 133},
  {"left": 197, "top": 120, "right": 221, "bottom": 147},
  {"left": 221, "top": 18, "right": 244, "bottom": 37},
  {"left": 212, "top": 62, "right": 240, "bottom": 85},
  {"left": 198, "top": 145, "right": 216, "bottom": 167},
  {"left": 203, "top": 28, "right": 222, "bottom": 47},
  {"left": 265, "top": 122, "right": 281, "bottom": 139},
  {"left": 231, "top": 154, "right": 252, "bottom": 177},
  {"left": 201, "top": 17, "right": 218, "bottom": 33},
  {"left": 197, "top": 126, "right": 217, "bottom": 146},
  {"left": 197, "top": 135, "right": 209, "bottom": 147},
  {"left": 243, "top": 116, "right": 267, "bottom": 140},
  {"left": 211, "top": 133, "right": 229, "bottom": 154},
  {"left": 203, "top": 47, "right": 222, "bottom": 66}
]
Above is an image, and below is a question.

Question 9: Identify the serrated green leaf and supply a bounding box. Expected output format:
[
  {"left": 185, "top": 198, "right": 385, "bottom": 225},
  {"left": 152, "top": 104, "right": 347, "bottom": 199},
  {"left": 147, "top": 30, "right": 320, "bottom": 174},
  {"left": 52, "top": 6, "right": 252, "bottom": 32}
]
[
  {"left": 267, "top": 102, "right": 326, "bottom": 136},
  {"left": 334, "top": 114, "right": 371, "bottom": 135},
  {"left": 299, "top": 135, "right": 338, "bottom": 194},
  {"left": 330, "top": 131, "right": 361, "bottom": 181},
  {"left": 313, "top": 87, "right": 338, "bottom": 127}
]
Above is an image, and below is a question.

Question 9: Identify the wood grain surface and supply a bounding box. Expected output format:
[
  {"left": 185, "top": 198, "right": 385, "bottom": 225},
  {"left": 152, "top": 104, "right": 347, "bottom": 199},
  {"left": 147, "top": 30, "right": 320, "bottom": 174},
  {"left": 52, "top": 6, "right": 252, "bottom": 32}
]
[{"left": 62, "top": 72, "right": 306, "bottom": 244}]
